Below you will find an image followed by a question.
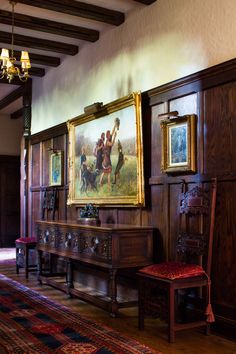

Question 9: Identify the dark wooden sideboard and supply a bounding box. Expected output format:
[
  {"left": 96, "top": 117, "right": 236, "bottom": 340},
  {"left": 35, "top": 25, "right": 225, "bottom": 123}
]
[{"left": 35, "top": 220, "right": 153, "bottom": 316}]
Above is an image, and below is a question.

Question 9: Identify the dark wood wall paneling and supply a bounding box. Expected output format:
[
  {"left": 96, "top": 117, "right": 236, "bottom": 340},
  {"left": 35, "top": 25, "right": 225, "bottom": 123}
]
[
  {"left": 147, "top": 59, "right": 236, "bottom": 338},
  {"left": 29, "top": 121, "right": 152, "bottom": 231},
  {"left": 28, "top": 59, "right": 236, "bottom": 338}
]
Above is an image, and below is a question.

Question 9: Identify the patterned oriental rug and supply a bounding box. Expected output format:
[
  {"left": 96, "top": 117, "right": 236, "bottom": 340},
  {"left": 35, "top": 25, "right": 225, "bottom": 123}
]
[{"left": 0, "top": 274, "right": 159, "bottom": 354}]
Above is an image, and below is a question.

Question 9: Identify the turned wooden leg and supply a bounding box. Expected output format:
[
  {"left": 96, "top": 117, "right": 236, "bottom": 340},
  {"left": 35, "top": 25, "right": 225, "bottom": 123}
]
[
  {"left": 66, "top": 258, "right": 74, "bottom": 295},
  {"left": 138, "top": 280, "right": 145, "bottom": 330},
  {"left": 16, "top": 247, "right": 19, "bottom": 274},
  {"left": 168, "top": 286, "right": 175, "bottom": 343},
  {"left": 47, "top": 253, "right": 52, "bottom": 274},
  {"left": 24, "top": 246, "right": 29, "bottom": 279},
  {"left": 37, "top": 250, "right": 42, "bottom": 284},
  {"left": 108, "top": 268, "right": 118, "bottom": 317}
]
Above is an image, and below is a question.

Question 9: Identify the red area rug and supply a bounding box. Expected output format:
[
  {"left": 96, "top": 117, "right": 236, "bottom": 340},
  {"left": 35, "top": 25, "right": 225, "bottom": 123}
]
[{"left": 0, "top": 274, "right": 159, "bottom": 353}]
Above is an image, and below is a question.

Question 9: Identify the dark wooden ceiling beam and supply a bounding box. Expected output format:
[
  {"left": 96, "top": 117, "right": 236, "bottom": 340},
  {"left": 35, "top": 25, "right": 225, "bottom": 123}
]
[
  {"left": 28, "top": 66, "right": 45, "bottom": 77},
  {"left": 14, "top": 50, "right": 60, "bottom": 67},
  {"left": 0, "top": 87, "right": 23, "bottom": 110},
  {"left": 16, "top": 0, "right": 125, "bottom": 26},
  {"left": 134, "top": 0, "right": 157, "bottom": 4},
  {"left": 0, "top": 31, "right": 79, "bottom": 55},
  {"left": 0, "top": 10, "right": 99, "bottom": 42},
  {"left": 11, "top": 108, "right": 23, "bottom": 119}
]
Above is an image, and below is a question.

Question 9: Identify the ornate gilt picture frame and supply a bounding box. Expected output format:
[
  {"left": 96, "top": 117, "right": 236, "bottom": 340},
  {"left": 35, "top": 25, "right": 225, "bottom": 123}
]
[
  {"left": 67, "top": 92, "right": 145, "bottom": 206},
  {"left": 161, "top": 115, "right": 197, "bottom": 173}
]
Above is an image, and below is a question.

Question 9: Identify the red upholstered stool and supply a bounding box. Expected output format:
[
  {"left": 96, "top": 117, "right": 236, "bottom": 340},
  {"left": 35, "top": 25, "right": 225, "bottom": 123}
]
[{"left": 15, "top": 237, "right": 37, "bottom": 279}]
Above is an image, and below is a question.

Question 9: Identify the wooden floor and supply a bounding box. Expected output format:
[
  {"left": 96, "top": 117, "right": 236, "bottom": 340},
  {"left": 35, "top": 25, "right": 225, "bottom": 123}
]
[{"left": 0, "top": 259, "right": 235, "bottom": 354}]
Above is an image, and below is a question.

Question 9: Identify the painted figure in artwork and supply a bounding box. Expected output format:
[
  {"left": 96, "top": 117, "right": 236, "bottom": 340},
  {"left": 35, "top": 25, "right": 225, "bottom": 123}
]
[
  {"left": 95, "top": 132, "right": 105, "bottom": 171},
  {"left": 80, "top": 146, "right": 87, "bottom": 181},
  {"left": 113, "top": 139, "right": 125, "bottom": 185},
  {"left": 99, "top": 118, "right": 120, "bottom": 188},
  {"left": 171, "top": 125, "right": 187, "bottom": 164},
  {"left": 52, "top": 154, "right": 60, "bottom": 184}
]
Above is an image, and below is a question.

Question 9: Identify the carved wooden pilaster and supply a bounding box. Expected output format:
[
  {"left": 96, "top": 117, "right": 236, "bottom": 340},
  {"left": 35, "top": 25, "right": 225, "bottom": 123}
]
[
  {"left": 20, "top": 79, "right": 32, "bottom": 237},
  {"left": 23, "top": 79, "right": 32, "bottom": 137}
]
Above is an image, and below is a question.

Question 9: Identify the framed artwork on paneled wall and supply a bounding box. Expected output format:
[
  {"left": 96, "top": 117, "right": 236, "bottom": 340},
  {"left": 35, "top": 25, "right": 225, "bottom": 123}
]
[
  {"left": 49, "top": 151, "right": 63, "bottom": 186},
  {"left": 67, "top": 92, "right": 145, "bottom": 206},
  {"left": 161, "top": 114, "right": 197, "bottom": 173}
]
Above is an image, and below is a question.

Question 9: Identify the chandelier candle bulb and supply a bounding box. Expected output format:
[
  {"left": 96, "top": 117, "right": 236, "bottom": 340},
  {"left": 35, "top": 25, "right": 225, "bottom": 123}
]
[
  {"left": 7, "top": 60, "right": 13, "bottom": 68},
  {"left": 21, "top": 51, "right": 30, "bottom": 61},
  {"left": 1, "top": 48, "right": 9, "bottom": 60},
  {"left": 2, "top": 58, "right": 7, "bottom": 67},
  {"left": 21, "top": 61, "right": 27, "bottom": 69}
]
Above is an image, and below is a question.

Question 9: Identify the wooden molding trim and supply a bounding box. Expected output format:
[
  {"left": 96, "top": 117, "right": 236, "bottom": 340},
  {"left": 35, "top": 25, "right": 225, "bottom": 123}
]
[
  {"left": 147, "top": 58, "right": 236, "bottom": 105},
  {"left": 30, "top": 122, "right": 68, "bottom": 144},
  {"left": 149, "top": 173, "right": 236, "bottom": 185}
]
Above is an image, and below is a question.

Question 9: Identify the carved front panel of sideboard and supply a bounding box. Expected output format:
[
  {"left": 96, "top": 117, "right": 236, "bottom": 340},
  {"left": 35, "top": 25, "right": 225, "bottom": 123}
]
[
  {"left": 57, "top": 227, "right": 80, "bottom": 254},
  {"left": 79, "top": 231, "right": 112, "bottom": 262},
  {"left": 36, "top": 221, "right": 153, "bottom": 268},
  {"left": 36, "top": 223, "right": 57, "bottom": 249},
  {"left": 36, "top": 223, "right": 113, "bottom": 263}
]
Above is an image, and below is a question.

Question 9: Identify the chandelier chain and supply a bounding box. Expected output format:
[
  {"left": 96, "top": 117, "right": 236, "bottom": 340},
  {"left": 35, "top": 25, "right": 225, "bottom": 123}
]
[{"left": 11, "top": 1, "right": 16, "bottom": 58}]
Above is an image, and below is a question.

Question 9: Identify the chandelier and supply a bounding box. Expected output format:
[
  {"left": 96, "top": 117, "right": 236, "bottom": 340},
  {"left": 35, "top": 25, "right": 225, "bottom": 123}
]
[{"left": 0, "top": 1, "right": 31, "bottom": 83}]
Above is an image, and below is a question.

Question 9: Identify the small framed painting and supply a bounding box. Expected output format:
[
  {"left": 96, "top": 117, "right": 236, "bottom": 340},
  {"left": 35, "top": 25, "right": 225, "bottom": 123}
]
[
  {"left": 161, "top": 115, "right": 197, "bottom": 173},
  {"left": 49, "top": 151, "right": 63, "bottom": 186}
]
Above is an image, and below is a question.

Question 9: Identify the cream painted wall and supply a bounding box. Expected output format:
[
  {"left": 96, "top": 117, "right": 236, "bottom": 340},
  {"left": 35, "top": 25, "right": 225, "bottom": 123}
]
[
  {"left": 0, "top": 114, "right": 23, "bottom": 155},
  {"left": 31, "top": 0, "right": 236, "bottom": 134}
]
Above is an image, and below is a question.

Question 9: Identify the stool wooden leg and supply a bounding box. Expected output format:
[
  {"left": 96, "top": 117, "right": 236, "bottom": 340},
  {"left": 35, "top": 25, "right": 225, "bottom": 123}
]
[
  {"left": 138, "top": 281, "right": 145, "bottom": 330},
  {"left": 37, "top": 250, "right": 43, "bottom": 284},
  {"left": 16, "top": 247, "right": 19, "bottom": 274},
  {"left": 24, "top": 246, "right": 29, "bottom": 279},
  {"left": 168, "top": 286, "right": 175, "bottom": 343}
]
